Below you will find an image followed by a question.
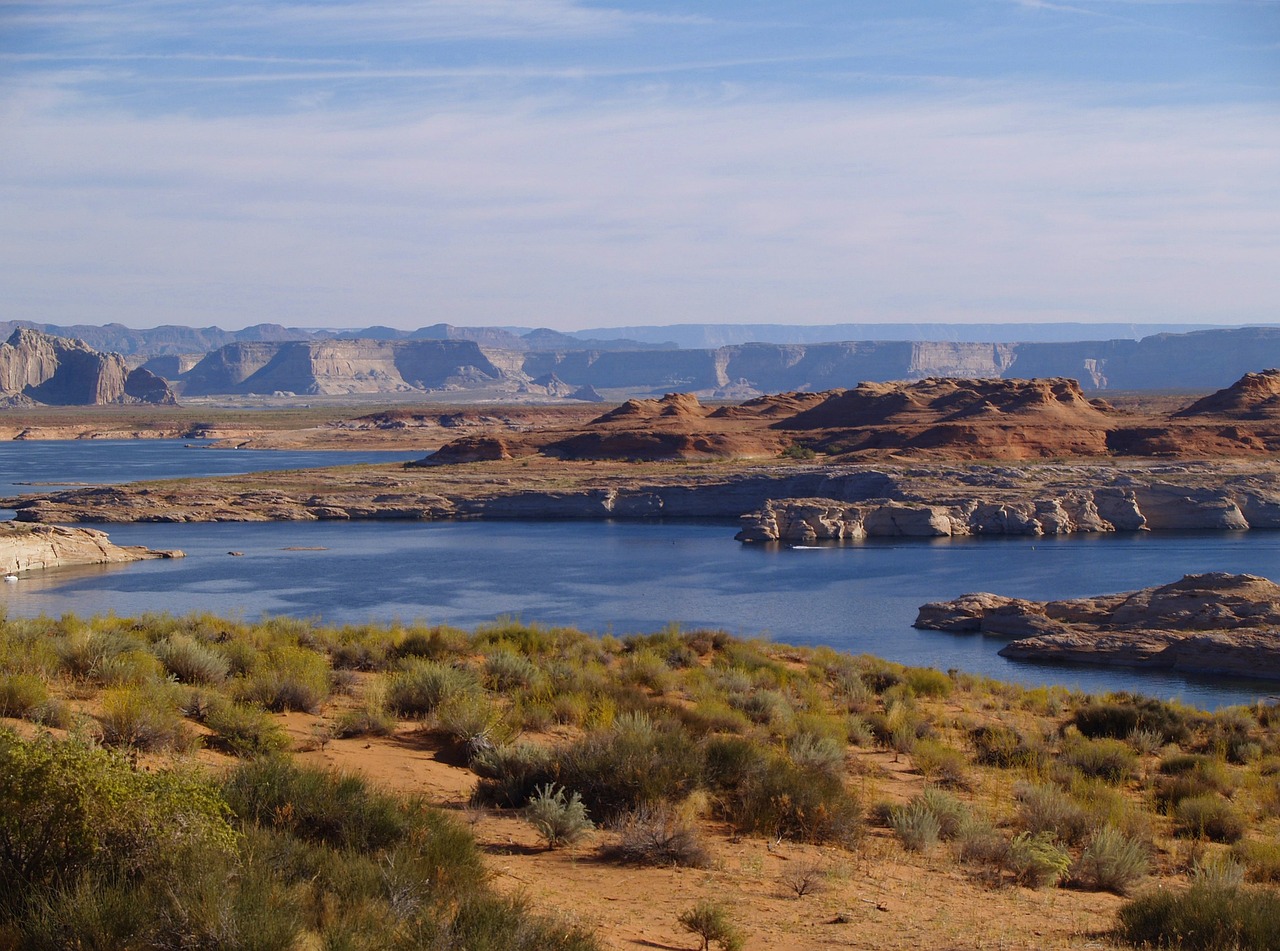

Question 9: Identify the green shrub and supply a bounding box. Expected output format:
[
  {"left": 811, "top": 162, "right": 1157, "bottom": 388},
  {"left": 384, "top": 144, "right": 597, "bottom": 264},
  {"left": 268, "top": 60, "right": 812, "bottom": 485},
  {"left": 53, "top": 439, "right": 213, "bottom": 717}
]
[
  {"left": 714, "top": 751, "right": 863, "bottom": 847},
  {"left": 1233, "top": 839, "right": 1280, "bottom": 884},
  {"left": 1118, "top": 880, "right": 1280, "bottom": 950},
  {"left": 903, "top": 667, "right": 952, "bottom": 698},
  {"left": 911, "top": 739, "right": 971, "bottom": 789},
  {"left": 603, "top": 803, "right": 710, "bottom": 868},
  {"left": 202, "top": 700, "right": 290, "bottom": 757},
  {"left": 1057, "top": 735, "right": 1137, "bottom": 784},
  {"left": 0, "top": 673, "right": 48, "bottom": 720},
  {"left": 968, "top": 723, "right": 1044, "bottom": 769},
  {"left": 235, "top": 645, "right": 330, "bottom": 713},
  {"left": 153, "top": 634, "right": 230, "bottom": 685},
  {"left": 0, "top": 729, "right": 235, "bottom": 903},
  {"left": 1073, "top": 825, "right": 1148, "bottom": 895},
  {"left": 918, "top": 787, "right": 969, "bottom": 840},
  {"left": 387, "top": 659, "right": 476, "bottom": 718},
  {"left": 787, "top": 731, "right": 846, "bottom": 777},
  {"left": 472, "top": 742, "right": 556, "bottom": 808},
  {"left": 1014, "top": 783, "right": 1092, "bottom": 846},
  {"left": 524, "top": 783, "right": 594, "bottom": 850},
  {"left": 436, "top": 691, "right": 511, "bottom": 762},
  {"left": 448, "top": 893, "right": 603, "bottom": 951},
  {"left": 891, "top": 800, "right": 941, "bottom": 852},
  {"left": 1005, "top": 831, "right": 1070, "bottom": 888},
  {"left": 483, "top": 648, "right": 541, "bottom": 691},
  {"left": 222, "top": 758, "right": 407, "bottom": 852},
  {"left": 1174, "top": 794, "right": 1246, "bottom": 843},
  {"left": 1072, "top": 695, "right": 1197, "bottom": 744},
  {"left": 98, "top": 685, "right": 194, "bottom": 752},
  {"left": 678, "top": 900, "right": 744, "bottom": 951}
]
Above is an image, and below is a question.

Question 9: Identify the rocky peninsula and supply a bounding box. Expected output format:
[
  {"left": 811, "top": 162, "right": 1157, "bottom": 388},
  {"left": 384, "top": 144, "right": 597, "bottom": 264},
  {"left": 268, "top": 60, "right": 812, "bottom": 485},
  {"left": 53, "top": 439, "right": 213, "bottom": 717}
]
[
  {"left": 914, "top": 573, "right": 1280, "bottom": 680},
  {"left": 0, "top": 521, "right": 183, "bottom": 576}
]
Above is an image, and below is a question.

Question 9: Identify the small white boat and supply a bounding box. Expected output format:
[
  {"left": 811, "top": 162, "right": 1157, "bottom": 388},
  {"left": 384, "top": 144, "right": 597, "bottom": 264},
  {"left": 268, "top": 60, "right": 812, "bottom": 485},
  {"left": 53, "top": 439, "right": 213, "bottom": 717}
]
[{"left": 3, "top": 574, "right": 18, "bottom": 583}]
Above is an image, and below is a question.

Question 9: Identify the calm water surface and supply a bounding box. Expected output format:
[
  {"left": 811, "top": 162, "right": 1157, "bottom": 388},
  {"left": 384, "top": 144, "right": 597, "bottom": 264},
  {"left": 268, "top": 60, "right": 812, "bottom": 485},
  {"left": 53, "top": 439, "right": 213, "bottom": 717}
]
[{"left": 4, "top": 515, "right": 1280, "bottom": 709}]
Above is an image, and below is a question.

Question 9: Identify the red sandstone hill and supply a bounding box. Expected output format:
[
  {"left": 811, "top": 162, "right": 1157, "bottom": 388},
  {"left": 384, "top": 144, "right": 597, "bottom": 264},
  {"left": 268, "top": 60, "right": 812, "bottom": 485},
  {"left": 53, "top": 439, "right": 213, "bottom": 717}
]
[{"left": 1175, "top": 369, "right": 1280, "bottom": 419}]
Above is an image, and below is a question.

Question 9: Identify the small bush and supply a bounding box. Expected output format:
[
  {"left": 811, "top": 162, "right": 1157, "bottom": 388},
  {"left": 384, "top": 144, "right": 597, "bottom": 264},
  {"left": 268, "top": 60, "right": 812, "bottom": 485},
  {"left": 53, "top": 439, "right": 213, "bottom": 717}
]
[
  {"left": 98, "top": 685, "right": 193, "bottom": 752},
  {"left": 891, "top": 800, "right": 941, "bottom": 852},
  {"left": 1006, "top": 831, "right": 1070, "bottom": 888},
  {"left": 1057, "top": 735, "right": 1137, "bottom": 785},
  {"left": 152, "top": 634, "right": 230, "bottom": 685},
  {"left": 1233, "top": 839, "right": 1280, "bottom": 884},
  {"left": 1072, "top": 695, "right": 1197, "bottom": 745},
  {"left": 1174, "top": 794, "right": 1246, "bottom": 843},
  {"left": 903, "top": 667, "right": 952, "bottom": 698},
  {"left": 969, "top": 723, "right": 1044, "bottom": 770},
  {"left": 918, "top": 787, "right": 969, "bottom": 840},
  {"left": 1014, "top": 783, "right": 1092, "bottom": 846},
  {"left": 235, "top": 645, "right": 330, "bottom": 713},
  {"left": 787, "top": 731, "right": 846, "bottom": 777},
  {"left": 603, "top": 804, "right": 710, "bottom": 868},
  {"left": 1118, "top": 880, "right": 1280, "bottom": 950},
  {"left": 911, "top": 740, "right": 971, "bottom": 789},
  {"left": 1073, "top": 825, "right": 1148, "bottom": 895},
  {"left": 472, "top": 742, "right": 555, "bottom": 808},
  {"left": 387, "top": 660, "right": 475, "bottom": 718},
  {"left": 483, "top": 649, "right": 541, "bottom": 692},
  {"left": 524, "top": 783, "right": 594, "bottom": 850},
  {"left": 0, "top": 672, "right": 48, "bottom": 719},
  {"left": 203, "top": 700, "right": 290, "bottom": 757},
  {"left": 678, "top": 900, "right": 744, "bottom": 951}
]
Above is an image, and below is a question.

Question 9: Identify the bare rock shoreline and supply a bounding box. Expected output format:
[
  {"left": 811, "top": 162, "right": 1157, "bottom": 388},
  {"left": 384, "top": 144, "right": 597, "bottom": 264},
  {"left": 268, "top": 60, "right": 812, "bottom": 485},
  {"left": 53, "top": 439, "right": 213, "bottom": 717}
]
[
  {"left": 0, "top": 522, "right": 183, "bottom": 576},
  {"left": 914, "top": 573, "right": 1280, "bottom": 680}
]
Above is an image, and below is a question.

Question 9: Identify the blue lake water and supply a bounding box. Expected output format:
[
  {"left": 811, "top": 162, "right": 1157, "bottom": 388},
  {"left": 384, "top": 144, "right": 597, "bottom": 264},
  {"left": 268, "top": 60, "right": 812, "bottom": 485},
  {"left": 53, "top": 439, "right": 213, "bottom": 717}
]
[
  {"left": 0, "top": 440, "right": 425, "bottom": 503},
  {"left": 4, "top": 512, "right": 1280, "bottom": 708}
]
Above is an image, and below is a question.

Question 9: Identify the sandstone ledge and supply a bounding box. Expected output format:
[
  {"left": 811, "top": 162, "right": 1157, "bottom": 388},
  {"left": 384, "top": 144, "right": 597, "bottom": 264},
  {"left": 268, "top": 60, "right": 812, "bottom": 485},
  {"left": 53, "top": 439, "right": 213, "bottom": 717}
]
[
  {"left": 1, "top": 522, "right": 183, "bottom": 576},
  {"left": 913, "top": 573, "right": 1280, "bottom": 680}
]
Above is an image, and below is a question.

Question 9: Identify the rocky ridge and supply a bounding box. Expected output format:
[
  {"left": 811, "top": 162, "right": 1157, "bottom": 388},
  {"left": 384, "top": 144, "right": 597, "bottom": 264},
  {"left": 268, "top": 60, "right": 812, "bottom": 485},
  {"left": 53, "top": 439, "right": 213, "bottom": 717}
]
[
  {"left": 913, "top": 573, "right": 1280, "bottom": 680},
  {"left": 0, "top": 521, "right": 183, "bottom": 575}
]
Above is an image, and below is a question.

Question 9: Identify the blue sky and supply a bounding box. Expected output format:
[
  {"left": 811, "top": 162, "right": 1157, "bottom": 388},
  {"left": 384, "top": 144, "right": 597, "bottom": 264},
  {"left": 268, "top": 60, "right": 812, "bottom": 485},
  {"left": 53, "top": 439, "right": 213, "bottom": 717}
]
[{"left": 1, "top": 1, "right": 1277, "bottom": 331}]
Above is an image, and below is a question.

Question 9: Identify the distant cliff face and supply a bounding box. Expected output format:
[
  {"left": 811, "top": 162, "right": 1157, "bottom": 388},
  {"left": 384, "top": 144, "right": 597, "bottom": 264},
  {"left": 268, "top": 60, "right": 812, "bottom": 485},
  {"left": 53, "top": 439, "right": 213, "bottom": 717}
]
[
  {"left": 0, "top": 329, "right": 175, "bottom": 406},
  {"left": 173, "top": 327, "right": 1280, "bottom": 397},
  {"left": 180, "top": 339, "right": 507, "bottom": 396}
]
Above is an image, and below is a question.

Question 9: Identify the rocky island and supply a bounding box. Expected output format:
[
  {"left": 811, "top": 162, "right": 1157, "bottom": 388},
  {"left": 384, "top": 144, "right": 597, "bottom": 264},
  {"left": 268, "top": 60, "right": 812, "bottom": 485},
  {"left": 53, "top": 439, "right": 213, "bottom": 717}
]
[
  {"left": 915, "top": 572, "right": 1280, "bottom": 680},
  {"left": 0, "top": 521, "right": 182, "bottom": 575}
]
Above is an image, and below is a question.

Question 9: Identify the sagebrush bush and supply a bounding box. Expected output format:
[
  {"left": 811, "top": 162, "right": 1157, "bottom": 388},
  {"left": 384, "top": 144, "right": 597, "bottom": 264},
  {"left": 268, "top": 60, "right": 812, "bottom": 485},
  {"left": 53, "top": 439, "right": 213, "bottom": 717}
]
[
  {"left": 1233, "top": 839, "right": 1280, "bottom": 884},
  {"left": 1174, "top": 794, "right": 1246, "bottom": 843},
  {"left": 1073, "top": 825, "right": 1148, "bottom": 894},
  {"left": 1118, "top": 880, "right": 1280, "bottom": 950},
  {"left": 678, "top": 900, "right": 743, "bottom": 951},
  {"left": 98, "top": 685, "right": 193, "bottom": 752},
  {"left": 1057, "top": 734, "right": 1137, "bottom": 784},
  {"left": 387, "top": 659, "right": 476, "bottom": 718},
  {"left": 891, "top": 800, "right": 941, "bottom": 852},
  {"left": 235, "top": 645, "right": 330, "bottom": 713},
  {"left": 524, "top": 783, "right": 594, "bottom": 850},
  {"left": 1014, "top": 782, "right": 1092, "bottom": 846},
  {"left": 968, "top": 723, "right": 1044, "bottom": 770},
  {"left": 787, "top": 731, "right": 846, "bottom": 777},
  {"left": 152, "top": 634, "right": 230, "bottom": 685},
  {"left": 1006, "top": 831, "right": 1071, "bottom": 888},
  {"left": 911, "top": 739, "right": 971, "bottom": 789},
  {"left": 202, "top": 699, "right": 290, "bottom": 757},
  {"left": 1072, "top": 695, "right": 1197, "bottom": 744},
  {"left": 0, "top": 672, "right": 48, "bottom": 719}
]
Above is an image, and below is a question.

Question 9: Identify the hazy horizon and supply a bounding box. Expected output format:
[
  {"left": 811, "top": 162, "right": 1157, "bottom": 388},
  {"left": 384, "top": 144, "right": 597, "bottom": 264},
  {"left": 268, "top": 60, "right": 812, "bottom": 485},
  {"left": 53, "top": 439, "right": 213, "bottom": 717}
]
[{"left": 3, "top": 2, "right": 1277, "bottom": 332}]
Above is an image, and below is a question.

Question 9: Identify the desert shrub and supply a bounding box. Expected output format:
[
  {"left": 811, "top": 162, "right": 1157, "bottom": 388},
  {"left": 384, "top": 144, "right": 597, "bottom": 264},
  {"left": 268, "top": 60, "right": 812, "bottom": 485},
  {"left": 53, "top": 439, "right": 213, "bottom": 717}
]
[
  {"left": 1014, "top": 783, "right": 1092, "bottom": 846},
  {"left": 1174, "top": 794, "right": 1246, "bottom": 843},
  {"left": 911, "top": 739, "right": 971, "bottom": 789},
  {"left": 1118, "top": 880, "right": 1280, "bottom": 950},
  {"left": 1006, "top": 831, "right": 1071, "bottom": 888},
  {"left": 846, "top": 713, "right": 876, "bottom": 747},
  {"left": 1073, "top": 825, "right": 1148, "bottom": 894},
  {"left": 918, "top": 787, "right": 969, "bottom": 840},
  {"left": 714, "top": 750, "right": 863, "bottom": 846},
  {"left": 1202, "top": 707, "right": 1261, "bottom": 764},
  {"left": 968, "top": 723, "right": 1045, "bottom": 770},
  {"left": 152, "top": 634, "right": 230, "bottom": 685},
  {"left": 0, "top": 729, "right": 235, "bottom": 907},
  {"left": 955, "top": 819, "right": 1009, "bottom": 867},
  {"left": 1127, "top": 727, "right": 1166, "bottom": 756},
  {"left": 222, "top": 758, "right": 407, "bottom": 852},
  {"left": 678, "top": 900, "right": 744, "bottom": 951},
  {"left": 903, "top": 667, "right": 952, "bottom": 698},
  {"left": 787, "top": 731, "right": 846, "bottom": 777},
  {"left": 1154, "top": 753, "right": 1233, "bottom": 807},
  {"left": 447, "top": 893, "right": 603, "bottom": 951},
  {"left": 202, "top": 699, "right": 290, "bottom": 757},
  {"left": 387, "top": 659, "right": 476, "bottom": 718},
  {"left": 0, "top": 672, "right": 48, "bottom": 720},
  {"left": 472, "top": 742, "right": 556, "bottom": 808},
  {"left": 602, "top": 803, "right": 710, "bottom": 868},
  {"left": 483, "top": 648, "right": 541, "bottom": 692},
  {"left": 1072, "top": 694, "right": 1198, "bottom": 745},
  {"left": 891, "top": 800, "right": 941, "bottom": 852},
  {"left": 235, "top": 645, "right": 330, "bottom": 713},
  {"left": 54, "top": 628, "right": 134, "bottom": 682},
  {"left": 1057, "top": 735, "right": 1137, "bottom": 784},
  {"left": 436, "top": 691, "right": 512, "bottom": 762},
  {"left": 524, "top": 783, "right": 594, "bottom": 850},
  {"left": 620, "top": 648, "right": 673, "bottom": 694},
  {"left": 556, "top": 713, "right": 703, "bottom": 820},
  {"left": 1233, "top": 839, "right": 1280, "bottom": 883},
  {"left": 730, "top": 688, "right": 793, "bottom": 727},
  {"left": 98, "top": 684, "right": 193, "bottom": 752},
  {"left": 334, "top": 705, "right": 397, "bottom": 739}
]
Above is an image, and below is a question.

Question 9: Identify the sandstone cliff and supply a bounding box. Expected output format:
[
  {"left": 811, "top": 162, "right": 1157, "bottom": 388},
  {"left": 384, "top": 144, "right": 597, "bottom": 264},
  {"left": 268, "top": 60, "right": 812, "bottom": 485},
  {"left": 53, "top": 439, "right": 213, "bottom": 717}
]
[
  {"left": 1, "top": 521, "right": 183, "bottom": 575},
  {"left": 0, "top": 329, "right": 176, "bottom": 405},
  {"left": 913, "top": 573, "right": 1280, "bottom": 680}
]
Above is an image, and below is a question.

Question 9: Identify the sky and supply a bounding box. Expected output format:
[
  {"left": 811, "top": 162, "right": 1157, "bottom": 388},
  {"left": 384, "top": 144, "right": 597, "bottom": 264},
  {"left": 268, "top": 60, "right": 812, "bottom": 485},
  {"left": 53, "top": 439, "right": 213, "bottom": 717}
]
[{"left": 1, "top": 1, "right": 1278, "bottom": 332}]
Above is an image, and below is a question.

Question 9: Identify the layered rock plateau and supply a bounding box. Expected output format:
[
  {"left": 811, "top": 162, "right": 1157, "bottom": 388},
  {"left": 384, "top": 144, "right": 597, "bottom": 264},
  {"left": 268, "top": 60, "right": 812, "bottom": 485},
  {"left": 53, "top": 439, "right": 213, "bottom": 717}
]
[
  {"left": 914, "top": 573, "right": 1280, "bottom": 680},
  {"left": 0, "top": 328, "right": 175, "bottom": 406},
  {"left": 0, "top": 522, "right": 183, "bottom": 575}
]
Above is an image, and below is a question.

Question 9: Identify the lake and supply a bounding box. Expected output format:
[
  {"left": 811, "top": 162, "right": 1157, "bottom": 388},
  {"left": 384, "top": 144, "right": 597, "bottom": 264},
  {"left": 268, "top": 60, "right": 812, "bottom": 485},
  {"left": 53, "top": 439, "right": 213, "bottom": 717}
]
[{"left": 4, "top": 509, "right": 1280, "bottom": 708}]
